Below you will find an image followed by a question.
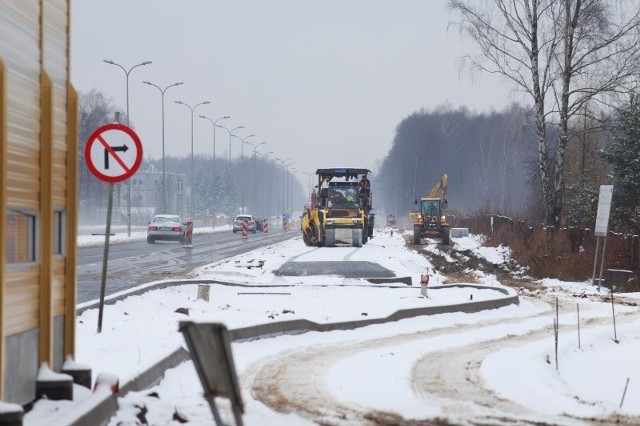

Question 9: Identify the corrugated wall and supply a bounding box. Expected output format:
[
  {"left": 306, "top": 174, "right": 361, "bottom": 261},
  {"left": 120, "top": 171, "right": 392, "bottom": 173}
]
[
  {"left": 1, "top": 0, "right": 42, "bottom": 337},
  {"left": 44, "top": 0, "right": 69, "bottom": 320},
  {"left": 0, "top": 58, "right": 7, "bottom": 402},
  {"left": 3, "top": 1, "right": 41, "bottom": 212},
  {"left": 1, "top": 0, "right": 75, "bottom": 403}
]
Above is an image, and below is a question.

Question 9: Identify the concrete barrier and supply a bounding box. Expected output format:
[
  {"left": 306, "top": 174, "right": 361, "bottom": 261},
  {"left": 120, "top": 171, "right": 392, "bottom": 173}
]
[
  {"left": 72, "top": 281, "right": 518, "bottom": 424},
  {"left": 450, "top": 228, "right": 469, "bottom": 238}
]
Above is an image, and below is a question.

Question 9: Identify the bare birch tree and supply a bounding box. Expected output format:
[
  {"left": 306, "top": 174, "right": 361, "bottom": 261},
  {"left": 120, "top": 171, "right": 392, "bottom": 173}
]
[{"left": 449, "top": 0, "right": 640, "bottom": 226}]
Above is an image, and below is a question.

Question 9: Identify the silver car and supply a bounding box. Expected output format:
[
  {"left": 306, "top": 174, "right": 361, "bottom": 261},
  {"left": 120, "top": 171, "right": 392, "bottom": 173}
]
[
  {"left": 147, "top": 214, "right": 186, "bottom": 244},
  {"left": 232, "top": 214, "right": 257, "bottom": 233}
]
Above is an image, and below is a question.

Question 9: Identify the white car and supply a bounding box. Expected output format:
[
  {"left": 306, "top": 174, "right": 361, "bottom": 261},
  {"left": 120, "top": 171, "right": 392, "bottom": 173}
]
[
  {"left": 232, "top": 214, "right": 257, "bottom": 233},
  {"left": 147, "top": 214, "right": 186, "bottom": 244}
]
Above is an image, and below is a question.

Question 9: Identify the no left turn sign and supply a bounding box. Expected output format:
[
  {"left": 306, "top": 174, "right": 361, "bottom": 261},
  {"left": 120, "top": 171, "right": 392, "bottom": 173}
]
[{"left": 85, "top": 123, "right": 143, "bottom": 183}]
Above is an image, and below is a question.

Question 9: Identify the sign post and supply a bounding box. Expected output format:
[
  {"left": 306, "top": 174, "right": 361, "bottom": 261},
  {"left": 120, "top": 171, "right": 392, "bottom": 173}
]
[
  {"left": 179, "top": 322, "right": 244, "bottom": 426},
  {"left": 85, "top": 123, "right": 143, "bottom": 333},
  {"left": 592, "top": 185, "right": 613, "bottom": 291}
]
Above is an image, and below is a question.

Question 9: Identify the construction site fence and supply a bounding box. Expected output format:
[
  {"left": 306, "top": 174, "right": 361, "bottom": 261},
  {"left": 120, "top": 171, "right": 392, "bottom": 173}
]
[{"left": 453, "top": 214, "right": 639, "bottom": 287}]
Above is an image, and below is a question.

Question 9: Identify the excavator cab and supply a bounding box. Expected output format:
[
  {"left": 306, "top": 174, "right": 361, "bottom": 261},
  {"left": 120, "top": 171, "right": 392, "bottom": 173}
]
[
  {"left": 410, "top": 173, "right": 450, "bottom": 245},
  {"left": 419, "top": 199, "right": 441, "bottom": 218}
]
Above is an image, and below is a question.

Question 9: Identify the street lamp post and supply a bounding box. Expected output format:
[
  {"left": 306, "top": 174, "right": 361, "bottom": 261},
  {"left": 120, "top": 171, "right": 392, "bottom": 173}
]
[
  {"left": 275, "top": 157, "right": 293, "bottom": 222},
  {"left": 143, "top": 80, "right": 184, "bottom": 214},
  {"left": 232, "top": 133, "right": 255, "bottom": 214},
  {"left": 175, "top": 100, "right": 211, "bottom": 222},
  {"left": 216, "top": 125, "right": 245, "bottom": 166},
  {"left": 198, "top": 115, "right": 230, "bottom": 225},
  {"left": 284, "top": 161, "right": 295, "bottom": 214},
  {"left": 287, "top": 166, "right": 297, "bottom": 214},
  {"left": 103, "top": 59, "right": 152, "bottom": 236},
  {"left": 302, "top": 171, "right": 314, "bottom": 205},
  {"left": 258, "top": 151, "right": 274, "bottom": 215},
  {"left": 245, "top": 141, "right": 267, "bottom": 214},
  {"left": 274, "top": 158, "right": 284, "bottom": 220}
]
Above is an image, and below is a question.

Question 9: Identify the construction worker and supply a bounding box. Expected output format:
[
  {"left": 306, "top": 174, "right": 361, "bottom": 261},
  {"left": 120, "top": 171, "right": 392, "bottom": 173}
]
[
  {"left": 359, "top": 174, "right": 370, "bottom": 194},
  {"left": 359, "top": 174, "right": 371, "bottom": 207}
]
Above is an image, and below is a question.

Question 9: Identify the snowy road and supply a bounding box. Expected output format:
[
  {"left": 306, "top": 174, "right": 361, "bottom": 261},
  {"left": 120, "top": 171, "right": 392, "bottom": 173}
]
[
  {"left": 243, "top": 293, "right": 640, "bottom": 425},
  {"left": 25, "top": 230, "right": 640, "bottom": 426}
]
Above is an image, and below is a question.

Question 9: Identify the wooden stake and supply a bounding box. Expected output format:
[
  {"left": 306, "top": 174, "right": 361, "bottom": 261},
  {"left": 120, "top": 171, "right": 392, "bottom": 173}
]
[{"left": 577, "top": 303, "right": 581, "bottom": 350}]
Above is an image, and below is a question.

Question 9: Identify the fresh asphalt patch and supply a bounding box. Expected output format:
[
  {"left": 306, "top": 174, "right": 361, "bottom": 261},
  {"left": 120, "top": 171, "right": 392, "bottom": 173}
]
[{"left": 275, "top": 261, "right": 395, "bottom": 278}]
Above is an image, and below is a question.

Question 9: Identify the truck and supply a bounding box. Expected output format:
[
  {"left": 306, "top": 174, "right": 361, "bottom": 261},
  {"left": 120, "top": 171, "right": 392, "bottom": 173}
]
[
  {"left": 301, "top": 168, "right": 374, "bottom": 247},
  {"left": 410, "top": 173, "right": 450, "bottom": 245}
]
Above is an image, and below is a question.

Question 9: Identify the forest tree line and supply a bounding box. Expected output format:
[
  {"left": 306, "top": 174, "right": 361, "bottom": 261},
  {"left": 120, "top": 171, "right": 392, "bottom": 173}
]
[
  {"left": 377, "top": 0, "right": 640, "bottom": 234},
  {"left": 447, "top": 0, "right": 640, "bottom": 229},
  {"left": 375, "top": 99, "right": 638, "bottom": 235}
]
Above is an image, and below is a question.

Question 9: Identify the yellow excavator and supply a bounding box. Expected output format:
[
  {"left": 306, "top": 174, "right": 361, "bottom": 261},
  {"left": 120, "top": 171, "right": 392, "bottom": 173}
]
[
  {"left": 301, "top": 168, "right": 374, "bottom": 247},
  {"left": 409, "top": 173, "right": 450, "bottom": 244}
]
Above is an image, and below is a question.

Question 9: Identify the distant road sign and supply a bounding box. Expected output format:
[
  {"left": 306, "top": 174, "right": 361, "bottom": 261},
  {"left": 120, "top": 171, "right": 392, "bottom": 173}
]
[
  {"left": 85, "top": 123, "right": 143, "bottom": 183},
  {"left": 594, "top": 185, "right": 613, "bottom": 237}
]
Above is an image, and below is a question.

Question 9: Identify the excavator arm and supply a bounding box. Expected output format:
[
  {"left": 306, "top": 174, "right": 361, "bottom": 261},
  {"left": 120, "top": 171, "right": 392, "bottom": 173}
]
[{"left": 427, "top": 173, "right": 448, "bottom": 203}]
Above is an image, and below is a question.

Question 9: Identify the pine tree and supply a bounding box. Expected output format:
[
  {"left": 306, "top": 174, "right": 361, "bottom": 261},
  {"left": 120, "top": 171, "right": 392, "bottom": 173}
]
[{"left": 601, "top": 95, "right": 640, "bottom": 233}]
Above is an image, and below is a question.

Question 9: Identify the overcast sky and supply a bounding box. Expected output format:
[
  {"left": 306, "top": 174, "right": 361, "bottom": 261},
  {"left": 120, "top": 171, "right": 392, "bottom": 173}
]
[{"left": 71, "top": 0, "right": 515, "bottom": 184}]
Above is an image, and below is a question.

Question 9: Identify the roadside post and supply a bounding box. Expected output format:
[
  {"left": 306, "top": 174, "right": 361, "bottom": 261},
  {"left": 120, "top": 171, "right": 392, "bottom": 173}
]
[
  {"left": 84, "top": 122, "right": 143, "bottom": 333},
  {"left": 592, "top": 185, "right": 613, "bottom": 292},
  {"left": 241, "top": 219, "right": 248, "bottom": 240},
  {"left": 179, "top": 322, "right": 244, "bottom": 426},
  {"left": 420, "top": 273, "right": 430, "bottom": 297},
  {"left": 263, "top": 218, "right": 269, "bottom": 233},
  {"left": 184, "top": 221, "right": 194, "bottom": 248}
]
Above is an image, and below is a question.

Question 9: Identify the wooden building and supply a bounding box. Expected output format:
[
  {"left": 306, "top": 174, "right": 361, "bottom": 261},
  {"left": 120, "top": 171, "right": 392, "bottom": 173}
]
[{"left": 1, "top": 0, "right": 78, "bottom": 406}]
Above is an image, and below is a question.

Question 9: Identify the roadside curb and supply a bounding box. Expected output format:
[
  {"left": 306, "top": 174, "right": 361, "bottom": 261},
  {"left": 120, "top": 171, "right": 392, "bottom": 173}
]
[{"left": 67, "top": 282, "right": 518, "bottom": 425}]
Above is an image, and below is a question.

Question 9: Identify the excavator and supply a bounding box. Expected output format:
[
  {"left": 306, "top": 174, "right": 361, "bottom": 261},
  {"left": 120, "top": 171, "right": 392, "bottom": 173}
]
[
  {"left": 410, "top": 173, "right": 450, "bottom": 245},
  {"left": 301, "top": 167, "right": 374, "bottom": 247}
]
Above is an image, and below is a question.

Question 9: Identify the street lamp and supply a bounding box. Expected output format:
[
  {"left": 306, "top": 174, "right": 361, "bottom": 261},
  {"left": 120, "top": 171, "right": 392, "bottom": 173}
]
[
  {"left": 275, "top": 157, "right": 293, "bottom": 220},
  {"left": 175, "top": 100, "right": 211, "bottom": 221},
  {"left": 216, "top": 125, "right": 245, "bottom": 166},
  {"left": 103, "top": 59, "right": 152, "bottom": 236},
  {"left": 255, "top": 151, "right": 274, "bottom": 215},
  {"left": 198, "top": 115, "right": 230, "bottom": 226},
  {"left": 143, "top": 80, "right": 183, "bottom": 214},
  {"left": 286, "top": 165, "right": 297, "bottom": 214},
  {"left": 301, "top": 171, "right": 314, "bottom": 204},
  {"left": 245, "top": 141, "right": 267, "bottom": 214},
  {"left": 232, "top": 133, "right": 255, "bottom": 214},
  {"left": 198, "top": 115, "right": 230, "bottom": 172}
]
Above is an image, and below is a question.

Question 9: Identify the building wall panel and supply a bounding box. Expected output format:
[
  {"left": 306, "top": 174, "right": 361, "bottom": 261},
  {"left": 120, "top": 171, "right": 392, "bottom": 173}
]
[
  {"left": 52, "top": 260, "right": 65, "bottom": 316},
  {"left": 45, "top": 0, "right": 69, "bottom": 207},
  {"left": 4, "top": 329, "right": 38, "bottom": 404},
  {"left": 1, "top": 1, "right": 41, "bottom": 210},
  {"left": 2, "top": 0, "right": 74, "bottom": 405},
  {"left": 53, "top": 148, "right": 67, "bottom": 207},
  {"left": 5, "top": 270, "right": 39, "bottom": 335},
  {"left": 6, "top": 150, "right": 40, "bottom": 211}
]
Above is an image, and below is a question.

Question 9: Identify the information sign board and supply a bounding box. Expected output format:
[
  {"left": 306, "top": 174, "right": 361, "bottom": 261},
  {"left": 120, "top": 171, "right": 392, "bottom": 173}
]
[{"left": 594, "top": 185, "right": 613, "bottom": 237}]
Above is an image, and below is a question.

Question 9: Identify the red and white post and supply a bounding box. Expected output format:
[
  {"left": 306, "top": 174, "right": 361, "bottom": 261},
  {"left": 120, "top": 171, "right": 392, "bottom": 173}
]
[
  {"left": 420, "top": 273, "right": 429, "bottom": 297},
  {"left": 242, "top": 219, "right": 248, "bottom": 240}
]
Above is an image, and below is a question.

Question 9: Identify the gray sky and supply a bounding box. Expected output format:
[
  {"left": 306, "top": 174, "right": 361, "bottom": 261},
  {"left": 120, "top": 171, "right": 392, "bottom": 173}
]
[{"left": 71, "top": 0, "right": 515, "bottom": 184}]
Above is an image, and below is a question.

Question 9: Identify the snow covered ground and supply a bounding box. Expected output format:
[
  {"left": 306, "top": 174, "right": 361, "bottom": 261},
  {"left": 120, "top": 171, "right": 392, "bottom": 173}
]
[{"left": 24, "top": 229, "right": 640, "bottom": 425}]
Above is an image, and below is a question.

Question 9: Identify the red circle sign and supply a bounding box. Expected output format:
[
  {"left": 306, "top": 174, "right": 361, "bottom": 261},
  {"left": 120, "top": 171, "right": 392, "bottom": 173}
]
[{"left": 85, "top": 123, "right": 143, "bottom": 183}]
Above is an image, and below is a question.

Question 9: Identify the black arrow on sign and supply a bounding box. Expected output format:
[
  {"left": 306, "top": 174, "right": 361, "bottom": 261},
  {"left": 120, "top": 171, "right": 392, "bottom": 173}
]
[{"left": 104, "top": 144, "right": 129, "bottom": 169}]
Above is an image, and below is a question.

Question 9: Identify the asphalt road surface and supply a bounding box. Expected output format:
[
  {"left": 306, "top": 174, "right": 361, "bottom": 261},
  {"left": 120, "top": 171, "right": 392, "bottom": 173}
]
[{"left": 76, "top": 230, "right": 296, "bottom": 304}]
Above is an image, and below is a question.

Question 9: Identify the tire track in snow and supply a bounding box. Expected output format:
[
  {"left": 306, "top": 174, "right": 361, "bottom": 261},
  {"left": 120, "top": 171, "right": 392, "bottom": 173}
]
[
  {"left": 243, "top": 298, "right": 561, "bottom": 425},
  {"left": 410, "top": 310, "right": 640, "bottom": 426}
]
